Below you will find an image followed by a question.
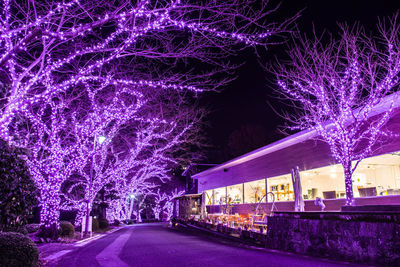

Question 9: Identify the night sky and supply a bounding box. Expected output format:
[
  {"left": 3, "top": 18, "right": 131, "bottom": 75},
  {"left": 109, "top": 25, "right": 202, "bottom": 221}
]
[{"left": 200, "top": 0, "right": 400, "bottom": 164}]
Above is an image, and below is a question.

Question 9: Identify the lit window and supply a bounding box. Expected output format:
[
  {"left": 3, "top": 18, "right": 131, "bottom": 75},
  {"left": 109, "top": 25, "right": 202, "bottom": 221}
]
[
  {"left": 213, "top": 187, "right": 226, "bottom": 205},
  {"left": 205, "top": 190, "right": 214, "bottom": 205},
  {"left": 352, "top": 152, "right": 400, "bottom": 197},
  {"left": 300, "top": 165, "right": 345, "bottom": 200},
  {"left": 267, "top": 174, "right": 294, "bottom": 202},
  {"left": 244, "top": 179, "right": 266, "bottom": 203},
  {"left": 227, "top": 184, "right": 243, "bottom": 204}
]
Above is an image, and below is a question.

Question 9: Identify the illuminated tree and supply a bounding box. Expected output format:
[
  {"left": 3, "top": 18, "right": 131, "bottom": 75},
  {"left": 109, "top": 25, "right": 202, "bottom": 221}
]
[
  {"left": 61, "top": 88, "right": 203, "bottom": 227},
  {"left": 1, "top": 0, "right": 291, "bottom": 231},
  {"left": 104, "top": 116, "right": 197, "bottom": 222},
  {"left": 275, "top": 16, "right": 400, "bottom": 205},
  {"left": 152, "top": 189, "right": 168, "bottom": 220},
  {"left": 58, "top": 82, "right": 144, "bottom": 229},
  {"left": 0, "top": 0, "right": 290, "bottom": 141},
  {"left": 8, "top": 95, "right": 81, "bottom": 232},
  {"left": 163, "top": 188, "right": 185, "bottom": 221}
]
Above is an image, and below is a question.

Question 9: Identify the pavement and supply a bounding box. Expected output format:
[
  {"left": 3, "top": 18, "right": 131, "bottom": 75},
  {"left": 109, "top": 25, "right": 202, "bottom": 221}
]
[{"left": 45, "top": 223, "right": 368, "bottom": 267}]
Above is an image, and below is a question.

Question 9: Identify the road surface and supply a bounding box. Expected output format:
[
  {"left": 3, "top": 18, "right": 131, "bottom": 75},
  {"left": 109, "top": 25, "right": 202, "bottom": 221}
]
[{"left": 47, "top": 223, "right": 364, "bottom": 267}]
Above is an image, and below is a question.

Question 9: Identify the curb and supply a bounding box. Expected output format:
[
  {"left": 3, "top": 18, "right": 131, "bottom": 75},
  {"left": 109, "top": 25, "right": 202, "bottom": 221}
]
[{"left": 75, "top": 227, "right": 122, "bottom": 247}]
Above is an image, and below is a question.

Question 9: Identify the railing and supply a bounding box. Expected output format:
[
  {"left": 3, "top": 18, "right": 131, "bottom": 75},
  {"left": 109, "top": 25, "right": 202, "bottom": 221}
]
[{"left": 255, "top": 191, "right": 277, "bottom": 216}]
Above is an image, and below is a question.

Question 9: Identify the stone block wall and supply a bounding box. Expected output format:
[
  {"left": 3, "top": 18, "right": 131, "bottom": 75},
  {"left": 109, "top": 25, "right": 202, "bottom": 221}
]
[{"left": 266, "top": 212, "right": 400, "bottom": 266}]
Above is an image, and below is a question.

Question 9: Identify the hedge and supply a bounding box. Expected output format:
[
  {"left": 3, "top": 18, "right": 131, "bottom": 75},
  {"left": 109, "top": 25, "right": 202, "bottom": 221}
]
[
  {"left": 0, "top": 232, "right": 39, "bottom": 267},
  {"left": 59, "top": 221, "right": 75, "bottom": 237}
]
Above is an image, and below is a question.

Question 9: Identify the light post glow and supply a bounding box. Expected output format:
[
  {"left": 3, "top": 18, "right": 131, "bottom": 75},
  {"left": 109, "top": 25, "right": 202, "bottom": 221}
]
[{"left": 98, "top": 136, "right": 106, "bottom": 145}]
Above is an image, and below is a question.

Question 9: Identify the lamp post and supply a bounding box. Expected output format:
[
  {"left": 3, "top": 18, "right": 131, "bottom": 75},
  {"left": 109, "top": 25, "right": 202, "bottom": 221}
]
[{"left": 84, "top": 135, "right": 106, "bottom": 236}]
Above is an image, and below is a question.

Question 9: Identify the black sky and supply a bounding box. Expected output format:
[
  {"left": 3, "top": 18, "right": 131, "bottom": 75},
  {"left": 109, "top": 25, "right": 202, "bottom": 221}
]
[{"left": 200, "top": 0, "right": 400, "bottom": 163}]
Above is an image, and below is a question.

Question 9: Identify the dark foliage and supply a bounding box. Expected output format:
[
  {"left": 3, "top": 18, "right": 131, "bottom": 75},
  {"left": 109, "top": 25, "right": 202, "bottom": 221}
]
[
  {"left": 123, "top": 219, "right": 134, "bottom": 225},
  {"left": 0, "top": 140, "right": 39, "bottom": 231},
  {"left": 98, "top": 218, "right": 109, "bottom": 229},
  {"left": 0, "top": 232, "right": 39, "bottom": 267},
  {"left": 92, "top": 218, "right": 100, "bottom": 232},
  {"left": 36, "top": 224, "right": 58, "bottom": 241},
  {"left": 59, "top": 210, "right": 78, "bottom": 225},
  {"left": 25, "top": 224, "right": 41, "bottom": 234},
  {"left": 2, "top": 226, "right": 27, "bottom": 235},
  {"left": 59, "top": 221, "right": 75, "bottom": 237}
]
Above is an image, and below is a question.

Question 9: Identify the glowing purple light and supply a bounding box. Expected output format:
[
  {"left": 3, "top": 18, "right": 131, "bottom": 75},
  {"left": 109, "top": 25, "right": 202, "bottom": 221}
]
[
  {"left": 1, "top": 0, "right": 281, "bottom": 229},
  {"left": 276, "top": 18, "right": 400, "bottom": 205}
]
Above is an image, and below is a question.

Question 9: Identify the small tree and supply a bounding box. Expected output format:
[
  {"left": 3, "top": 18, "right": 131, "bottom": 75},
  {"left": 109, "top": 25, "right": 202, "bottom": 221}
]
[
  {"left": 163, "top": 188, "right": 185, "bottom": 221},
  {"left": 0, "top": 140, "right": 38, "bottom": 231},
  {"left": 274, "top": 16, "right": 400, "bottom": 205}
]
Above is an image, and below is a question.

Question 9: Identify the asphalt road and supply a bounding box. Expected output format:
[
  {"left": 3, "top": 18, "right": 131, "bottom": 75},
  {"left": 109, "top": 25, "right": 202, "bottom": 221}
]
[{"left": 48, "top": 223, "right": 365, "bottom": 267}]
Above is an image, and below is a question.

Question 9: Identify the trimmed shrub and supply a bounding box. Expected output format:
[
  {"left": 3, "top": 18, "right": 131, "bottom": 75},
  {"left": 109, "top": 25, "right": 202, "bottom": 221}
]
[
  {"left": 25, "top": 224, "right": 41, "bottom": 234},
  {"left": 92, "top": 218, "right": 99, "bottom": 232},
  {"left": 59, "top": 221, "right": 75, "bottom": 237},
  {"left": 0, "top": 232, "right": 39, "bottom": 267},
  {"left": 36, "top": 224, "right": 58, "bottom": 241},
  {"left": 98, "top": 218, "right": 109, "bottom": 229},
  {"left": 3, "top": 226, "right": 28, "bottom": 235}
]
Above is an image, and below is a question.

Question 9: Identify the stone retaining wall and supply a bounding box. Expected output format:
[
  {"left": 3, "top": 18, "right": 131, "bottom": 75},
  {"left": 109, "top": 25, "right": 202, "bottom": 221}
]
[{"left": 265, "top": 211, "right": 400, "bottom": 266}]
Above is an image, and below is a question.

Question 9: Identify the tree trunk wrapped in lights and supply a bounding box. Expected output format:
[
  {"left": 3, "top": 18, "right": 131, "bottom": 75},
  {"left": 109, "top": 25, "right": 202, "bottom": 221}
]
[{"left": 274, "top": 16, "right": 400, "bottom": 205}]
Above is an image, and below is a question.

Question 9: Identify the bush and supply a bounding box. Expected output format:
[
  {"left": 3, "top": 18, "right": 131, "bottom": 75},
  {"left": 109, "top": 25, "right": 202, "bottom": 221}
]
[
  {"left": 0, "top": 232, "right": 39, "bottom": 267},
  {"left": 0, "top": 140, "right": 39, "bottom": 231},
  {"left": 123, "top": 219, "right": 133, "bottom": 225},
  {"left": 113, "top": 219, "right": 120, "bottom": 226},
  {"left": 59, "top": 221, "right": 75, "bottom": 237},
  {"left": 36, "top": 224, "right": 58, "bottom": 241},
  {"left": 3, "top": 226, "right": 28, "bottom": 235},
  {"left": 25, "top": 224, "right": 41, "bottom": 234},
  {"left": 98, "top": 218, "right": 109, "bottom": 229},
  {"left": 92, "top": 218, "right": 99, "bottom": 232}
]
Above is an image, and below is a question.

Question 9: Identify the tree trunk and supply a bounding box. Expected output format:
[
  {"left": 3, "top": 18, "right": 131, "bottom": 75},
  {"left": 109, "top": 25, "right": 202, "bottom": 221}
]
[
  {"left": 84, "top": 200, "right": 92, "bottom": 236},
  {"left": 343, "top": 162, "right": 354, "bottom": 206},
  {"left": 39, "top": 189, "right": 60, "bottom": 240}
]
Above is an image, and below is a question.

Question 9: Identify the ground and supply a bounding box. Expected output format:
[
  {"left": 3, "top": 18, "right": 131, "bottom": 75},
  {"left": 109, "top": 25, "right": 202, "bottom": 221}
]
[{"left": 45, "top": 223, "right": 366, "bottom": 267}]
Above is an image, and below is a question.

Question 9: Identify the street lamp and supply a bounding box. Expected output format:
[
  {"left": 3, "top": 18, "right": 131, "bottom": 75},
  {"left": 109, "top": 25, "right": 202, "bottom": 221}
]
[
  {"left": 84, "top": 134, "right": 106, "bottom": 237},
  {"left": 98, "top": 135, "right": 106, "bottom": 144}
]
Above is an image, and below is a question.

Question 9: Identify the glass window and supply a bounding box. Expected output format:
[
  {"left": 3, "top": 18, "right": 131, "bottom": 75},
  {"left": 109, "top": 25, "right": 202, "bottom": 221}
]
[
  {"left": 352, "top": 152, "right": 400, "bottom": 197},
  {"left": 227, "top": 184, "right": 243, "bottom": 204},
  {"left": 204, "top": 190, "right": 214, "bottom": 205},
  {"left": 244, "top": 179, "right": 266, "bottom": 203},
  {"left": 300, "top": 165, "right": 345, "bottom": 200},
  {"left": 213, "top": 187, "right": 226, "bottom": 205},
  {"left": 268, "top": 174, "right": 294, "bottom": 202}
]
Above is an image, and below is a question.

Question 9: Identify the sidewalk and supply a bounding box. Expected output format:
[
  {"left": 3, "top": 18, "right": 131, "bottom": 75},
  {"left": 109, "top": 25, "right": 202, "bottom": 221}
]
[{"left": 38, "top": 226, "right": 124, "bottom": 265}]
